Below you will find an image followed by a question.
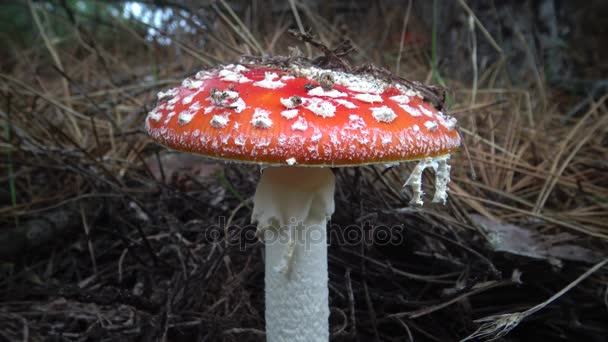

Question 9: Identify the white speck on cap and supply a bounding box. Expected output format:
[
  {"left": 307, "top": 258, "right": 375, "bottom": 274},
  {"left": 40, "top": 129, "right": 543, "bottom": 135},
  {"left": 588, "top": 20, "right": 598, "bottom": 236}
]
[
  {"left": 308, "top": 86, "right": 347, "bottom": 98},
  {"left": 251, "top": 108, "right": 273, "bottom": 128},
  {"left": 182, "top": 78, "right": 204, "bottom": 90},
  {"left": 281, "top": 109, "right": 299, "bottom": 120},
  {"left": 207, "top": 90, "right": 238, "bottom": 107},
  {"left": 195, "top": 70, "right": 213, "bottom": 79},
  {"left": 189, "top": 101, "right": 201, "bottom": 111},
  {"left": 219, "top": 69, "right": 252, "bottom": 83},
  {"left": 178, "top": 110, "right": 196, "bottom": 125},
  {"left": 280, "top": 96, "right": 302, "bottom": 109},
  {"left": 345, "top": 114, "right": 366, "bottom": 130},
  {"left": 182, "top": 92, "right": 197, "bottom": 105},
  {"left": 157, "top": 88, "right": 178, "bottom": 100},
  {"left": 399, "top": 104, "right": 422, "bottom": 116},
  {"left": 234, "top": 134, "right": 246, "bottom": 146},
  {"left": 381, "top": 134, "right": 392, "bottom": 145},
  {"left": 234, "top": 64, "right": 248, "bottom": 72},
  {"left": 277, "top": 134, "right": 287, "bottom": 145},
  {"left": 286, "top": 157, "right": 297, "bottom": 165},
  {"left": 253, "top": 72, "right": 286, "bottom": 89},
  {"left": 311, "top": 130, "right": 323, "bottom": 142},
  {"left": 148, "top": 109, "right": 162, "bottom": 122},
  {"left": 424, "top": 120, "right": 438, "bottom": 131},
  {"left": 345, "top": 78, "right": 385, "bottom": 94},
  {"left": 389, "top": 95, "right": 411, "bottom": 104},
  {"left": 438, "top": 113, "right": 457, "bottom": 130},
  {"left": 329, "top": 132, "right": 340, "bottom": 147},
  {"left": 371, "top": 106, "right": 397, "bottom": 123},
  {"left": 230, "top": 97, "right": 247, "bottom": 113},
  {"left": 419, "top": 105, "right": 434, "bottom": 118},
  {"left": 210, "top": 114, "right": 230, "bottom": 128},
  {"left": 291, "top": 117, "right": 308, "bottom": 131},
  {"left": 305, "top": 98, "right": 336, "bottom": 118},
  {"left": 224, "top": 90, "right": 239, "bottom": 100},
  {"left": 255, "top": 137, "right": 271, "bottom": 147},
  {"left": 164, "top": 111, "right": 176, "bottom": 123},
  {"left": 405, "top": 89, "right": 419, "bottom": 97},
  {"left": 334, "top": 99, "right": 358, "bottom": 108},
  {"left": 353, "top": 93, "right": 383, "bottom": 103}
]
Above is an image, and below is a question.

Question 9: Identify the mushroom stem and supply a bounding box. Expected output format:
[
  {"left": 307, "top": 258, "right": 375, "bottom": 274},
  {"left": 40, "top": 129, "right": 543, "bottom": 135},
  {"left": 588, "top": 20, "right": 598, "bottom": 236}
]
[{"left": 252, "top": 166, "right": 335, "bottom": 342}]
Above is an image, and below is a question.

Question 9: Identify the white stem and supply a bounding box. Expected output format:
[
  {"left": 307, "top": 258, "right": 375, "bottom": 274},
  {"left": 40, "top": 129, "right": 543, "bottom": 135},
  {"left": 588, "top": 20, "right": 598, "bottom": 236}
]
[{"left": 252, "top": 166, "right": 335, "bottom": 342}]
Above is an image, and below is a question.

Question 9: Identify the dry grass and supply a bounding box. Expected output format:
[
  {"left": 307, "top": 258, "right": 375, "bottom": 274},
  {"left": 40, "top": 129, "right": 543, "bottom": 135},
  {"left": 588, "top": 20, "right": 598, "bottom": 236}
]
[{"left": 0, "top": 1, "right": 606, "bottom": 341}]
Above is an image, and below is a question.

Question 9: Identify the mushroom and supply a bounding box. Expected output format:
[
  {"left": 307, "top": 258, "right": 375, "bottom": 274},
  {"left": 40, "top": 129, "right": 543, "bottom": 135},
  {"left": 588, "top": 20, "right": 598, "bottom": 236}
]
[{"left": 145, "top": 63, "right": 460, "bottom": 342}]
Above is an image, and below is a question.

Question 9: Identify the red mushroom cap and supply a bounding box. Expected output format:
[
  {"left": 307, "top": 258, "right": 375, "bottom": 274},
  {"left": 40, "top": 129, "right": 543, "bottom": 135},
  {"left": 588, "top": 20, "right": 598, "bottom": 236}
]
[{"left": 145, "top": 64, "right": 460, "bottom": 166}]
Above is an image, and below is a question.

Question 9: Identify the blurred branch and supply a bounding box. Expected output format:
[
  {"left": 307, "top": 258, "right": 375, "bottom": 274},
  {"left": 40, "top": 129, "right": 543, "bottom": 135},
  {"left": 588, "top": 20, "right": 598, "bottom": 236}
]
[
  {"left": 100, "top": 0, "right": 193, "bottom": 12},
  {"left": 27, "top": 0, "right": 81, "bottom": 140}
]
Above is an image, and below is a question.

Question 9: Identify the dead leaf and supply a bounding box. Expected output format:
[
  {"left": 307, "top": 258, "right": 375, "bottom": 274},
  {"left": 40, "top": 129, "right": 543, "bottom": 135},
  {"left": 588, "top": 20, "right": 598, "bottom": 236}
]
[{"left": 471, "top": 215, "right": 602, "bottom": 263}]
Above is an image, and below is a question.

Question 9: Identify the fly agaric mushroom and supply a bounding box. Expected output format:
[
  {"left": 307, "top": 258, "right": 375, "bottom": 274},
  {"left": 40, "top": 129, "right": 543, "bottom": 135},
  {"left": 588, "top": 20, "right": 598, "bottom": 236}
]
[{"left": 146, "top": 63, "right": 460, "bottom": 342}]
